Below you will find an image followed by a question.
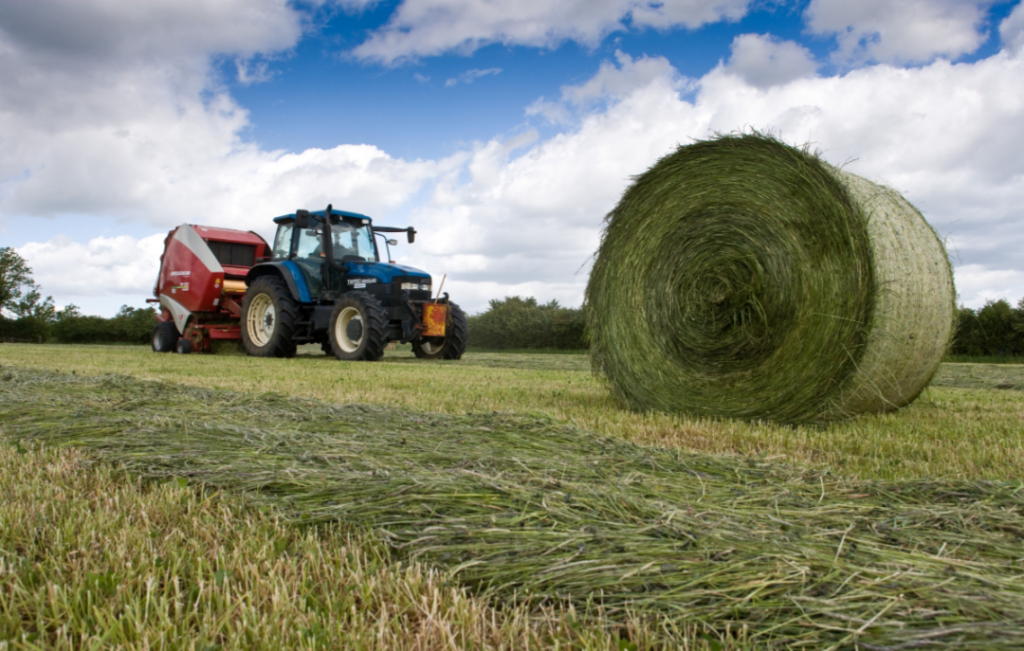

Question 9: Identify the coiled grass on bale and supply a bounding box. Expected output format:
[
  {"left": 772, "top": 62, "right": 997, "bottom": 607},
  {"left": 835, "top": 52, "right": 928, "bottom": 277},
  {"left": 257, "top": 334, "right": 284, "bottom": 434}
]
[
  {"left": 586, "top": 134, "right": 956, "bottom": 423},
  {"left": 3, "top": 367, "right": 1024, "bottom": 649}
]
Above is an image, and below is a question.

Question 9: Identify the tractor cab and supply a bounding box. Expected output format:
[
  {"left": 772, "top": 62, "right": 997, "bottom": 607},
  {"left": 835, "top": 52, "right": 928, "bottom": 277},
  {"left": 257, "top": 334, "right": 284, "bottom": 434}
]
[
  {"left": 273, "top": 210, "right": 380, "bottom": 299},
  {"left": 267, "top": 207, "right": 422, "bottom": 304}
]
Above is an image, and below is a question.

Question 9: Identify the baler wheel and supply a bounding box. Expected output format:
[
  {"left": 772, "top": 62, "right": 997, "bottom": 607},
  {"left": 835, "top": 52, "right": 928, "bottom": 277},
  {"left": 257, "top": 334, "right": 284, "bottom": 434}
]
[
  {"left": 176, "top": 338, "right": 193, "bottom": 355},
  {"left": 152, "top": 321, "right": 179, "bottom": 353},
  {"left": 328, "top": 292, "right": 387, "bottom": 361},
  {"left": 240, "top": 276, "right": 298, "bottom": 358},
  {"left": 412, "top": 301, "right": 468, "bottom": 360}
]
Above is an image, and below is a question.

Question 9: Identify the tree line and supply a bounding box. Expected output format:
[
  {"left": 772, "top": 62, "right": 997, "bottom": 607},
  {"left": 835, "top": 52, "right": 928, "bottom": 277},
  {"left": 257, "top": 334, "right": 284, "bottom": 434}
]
[
  {"left": 467, "top": 296, "right": 587, "bottom": 350},
  {"left": 951, "top": 299, "right": 1024, "bottom": 357},
  {"left": 470, "top": 296, "right": 1024, "bottom": 355},
  {"left": 0, "top": 246, "right": 155, "bottom": 344},
  {"left": 5, "top": 245, "right": 1024, "bottom": 354}
]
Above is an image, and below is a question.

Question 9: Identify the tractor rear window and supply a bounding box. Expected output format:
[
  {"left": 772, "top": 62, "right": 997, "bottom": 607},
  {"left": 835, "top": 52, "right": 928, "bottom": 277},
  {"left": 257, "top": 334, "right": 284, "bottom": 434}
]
[{"left": 207, "top": 241, "right": 256, "bottom": 267}]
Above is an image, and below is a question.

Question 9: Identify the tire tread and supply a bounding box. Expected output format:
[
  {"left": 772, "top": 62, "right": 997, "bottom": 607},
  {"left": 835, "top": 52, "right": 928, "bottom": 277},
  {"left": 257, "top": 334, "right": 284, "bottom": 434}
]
[
  {"left": 328, "top": 292, "right": 387, "bottom": 361},
  {"left": 241, "top": 276, "right": 298, "bottom": 358}
]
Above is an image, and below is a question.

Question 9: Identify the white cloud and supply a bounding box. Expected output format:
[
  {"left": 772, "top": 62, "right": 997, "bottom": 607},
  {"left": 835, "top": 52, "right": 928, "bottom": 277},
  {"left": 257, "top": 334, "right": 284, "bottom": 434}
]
[
  {"left": 527, "top": 51, "right": 682, "bottom": 123},
  {"left": 0, "top": 1, "right": 447, "bottom": 236},
  {"left": 409, "top": 47, "right": 1024, "bottom": 312},
  {"left": 805, "top": 0, "right": 993, "bottom": 64},
  {"left": 725, "top": 34, "right": 817, "bottom": 88},
  {"left": 0, "top": 0, "right": 304, "bottom": 225},
  {"left": 5, "top": 2, "right": 1024, "bottom": 317},
  {"left": 445, "top": 67, "right": 502, "bottom": 87},
  {"left": 0, "top": 0, "right": 302, "bottom": 64},
  {"left": 17, "top": 233, "right": 166, "bottom": 300},
  {"left": 351, "top": 0, "right": 753, "bottom": 64},
  {"left": 1002, "top": 2, "right": 1024, "bottom": 52},
  {"left": 953, "top": 264, "right": 1024, "bottom": 307},
  {"left": 235, "top": 58, "right": 275, "bottom": 85},
  {"left": 629, "top": 0, "right": 750, "bottom": 29}
]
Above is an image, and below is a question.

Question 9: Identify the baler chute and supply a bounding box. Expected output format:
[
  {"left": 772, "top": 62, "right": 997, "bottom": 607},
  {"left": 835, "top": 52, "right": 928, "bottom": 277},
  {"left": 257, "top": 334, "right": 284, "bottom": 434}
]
[{"left": 150, "top": 224, "right": 271, "bottom": 354}]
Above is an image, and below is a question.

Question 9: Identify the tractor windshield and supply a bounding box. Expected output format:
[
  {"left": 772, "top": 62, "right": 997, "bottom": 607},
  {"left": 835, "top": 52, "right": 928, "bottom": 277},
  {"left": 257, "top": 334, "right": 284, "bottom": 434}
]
[
  {"left": 329, "top": 221, "right": 377, "bottom": 262},
  {"left": 290, "top": 220, "right": 378, "bottom": 263}
]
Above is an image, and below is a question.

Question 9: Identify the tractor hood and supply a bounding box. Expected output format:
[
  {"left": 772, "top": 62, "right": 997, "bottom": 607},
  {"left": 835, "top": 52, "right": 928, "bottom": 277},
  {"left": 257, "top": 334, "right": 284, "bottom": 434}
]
[{"left": 345, "top": 261, "right": 431, "bottom": 284}]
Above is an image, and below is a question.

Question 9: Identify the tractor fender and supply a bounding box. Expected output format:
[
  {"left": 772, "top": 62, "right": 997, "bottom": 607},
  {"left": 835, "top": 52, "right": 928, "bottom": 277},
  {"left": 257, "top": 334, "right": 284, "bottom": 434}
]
[{"left": 245, "top": 262, "right": 312, "bottom": 304}]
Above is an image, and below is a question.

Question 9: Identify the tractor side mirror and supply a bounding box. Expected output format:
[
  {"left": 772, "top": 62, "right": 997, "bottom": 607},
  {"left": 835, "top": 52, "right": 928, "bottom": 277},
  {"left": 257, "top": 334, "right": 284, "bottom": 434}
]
[
  {"left": 295, "top": 210, "right": 310, "bottom": 229},
  {"left": 407, "top": 228, "right": 416, "bottom": 244}
]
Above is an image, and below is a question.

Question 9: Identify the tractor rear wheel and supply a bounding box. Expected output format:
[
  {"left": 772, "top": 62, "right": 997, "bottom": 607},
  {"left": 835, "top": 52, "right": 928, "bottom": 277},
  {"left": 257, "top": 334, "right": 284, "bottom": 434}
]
[
  {"left": 241, "top": 276, "right": 298, "bottom": 358},
  {"left": 152, "top": 320, "right": 178, "bottom": 353},
  {"left": 328, "top": 292, "right": 387, "bottom": 361},
  {"left": 412, "top": 301, "right": 468, "bottom": 360}
]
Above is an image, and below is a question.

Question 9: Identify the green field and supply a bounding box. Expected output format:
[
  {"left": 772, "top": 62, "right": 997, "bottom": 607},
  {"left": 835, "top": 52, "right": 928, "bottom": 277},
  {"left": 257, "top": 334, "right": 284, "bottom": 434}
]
[
  {"left": 2, "top": 344, "right": 1024, "bottom": 649},
  {"left": 3, "top": 344, "right": 1023, "bottom": 480}
]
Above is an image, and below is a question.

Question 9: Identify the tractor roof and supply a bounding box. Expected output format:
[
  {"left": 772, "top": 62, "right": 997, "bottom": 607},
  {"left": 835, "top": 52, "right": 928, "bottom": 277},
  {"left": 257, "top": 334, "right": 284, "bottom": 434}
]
[{"left": 273, "top": 209, "right": 371, "bottom": 224}]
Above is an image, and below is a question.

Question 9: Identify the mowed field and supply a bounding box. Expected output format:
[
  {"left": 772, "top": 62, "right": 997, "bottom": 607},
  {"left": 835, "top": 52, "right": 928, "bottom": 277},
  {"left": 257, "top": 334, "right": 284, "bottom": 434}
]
[
  {"left": 2, "top": 344, "right": 1024, "bottom": 650},
  {"left": 3, "top": 344, "right": 1024, "bottom": 480}
]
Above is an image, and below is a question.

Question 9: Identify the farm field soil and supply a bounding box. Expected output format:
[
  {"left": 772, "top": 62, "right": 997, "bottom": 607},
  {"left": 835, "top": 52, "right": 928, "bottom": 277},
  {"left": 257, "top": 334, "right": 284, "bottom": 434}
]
[
  {"left": 2, "top": 343, "right": 1023, "bottom": 481},
  {"left": 4, "top": 366, "right": 1024, "bottom": 649}
]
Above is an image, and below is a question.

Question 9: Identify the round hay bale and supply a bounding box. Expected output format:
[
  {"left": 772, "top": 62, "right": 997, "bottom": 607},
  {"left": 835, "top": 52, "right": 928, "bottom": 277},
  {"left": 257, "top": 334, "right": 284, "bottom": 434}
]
[{"left": 585, "top": 134, "right": 956, "bottom": 423}]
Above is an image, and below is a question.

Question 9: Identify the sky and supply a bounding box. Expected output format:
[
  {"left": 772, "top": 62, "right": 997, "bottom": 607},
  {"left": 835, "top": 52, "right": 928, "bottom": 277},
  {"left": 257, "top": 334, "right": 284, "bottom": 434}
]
[{"left": 1, "top": 0, "right": 1023, "bottom": 317}]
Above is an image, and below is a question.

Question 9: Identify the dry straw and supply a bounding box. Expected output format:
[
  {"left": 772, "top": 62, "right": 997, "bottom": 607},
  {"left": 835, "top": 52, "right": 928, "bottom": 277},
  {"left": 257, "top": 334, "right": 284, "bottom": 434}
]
[{"left": 586, "top": 134, "right": 956, "bottom": 423}]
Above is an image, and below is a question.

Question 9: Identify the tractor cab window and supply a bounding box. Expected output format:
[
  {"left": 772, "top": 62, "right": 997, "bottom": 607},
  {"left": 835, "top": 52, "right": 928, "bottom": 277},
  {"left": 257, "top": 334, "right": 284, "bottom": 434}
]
[
  {"left": 330, "top": 221, "right": 377, "bottom": 262},
  {"left": 293, "top": 224, "right": 325, "bottom": 297},
  {"left": 272, "top": 223, "right": 294, "bottom": 260},
  {"left": 296, "top": 226, "right": 323, "bottom": 259}
]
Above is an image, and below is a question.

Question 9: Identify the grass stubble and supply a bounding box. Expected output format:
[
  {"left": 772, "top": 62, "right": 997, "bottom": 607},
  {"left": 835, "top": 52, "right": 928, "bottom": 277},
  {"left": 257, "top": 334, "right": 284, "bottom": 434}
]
[
  {"left": 3, "top": 344, "right": 1023, "bottom": 481},
  {"left": 0, "top": 444, "right": 639, "bottom": 651},
  {"left": 2, "top": 363, "right": 1024, "bottom": 649}
]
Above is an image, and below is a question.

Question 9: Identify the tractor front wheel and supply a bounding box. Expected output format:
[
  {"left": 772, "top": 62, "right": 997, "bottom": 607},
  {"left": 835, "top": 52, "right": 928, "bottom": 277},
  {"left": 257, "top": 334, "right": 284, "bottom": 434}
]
[
  {"left": 241, "top": 276, "right": 298, "bottom": 358},
  {"left": 412, "top": 301, "right": 468, "bottom": 360},
  {"left": 151, "top": 320, "right": 179, "bottom": 353},
  {"left": 328, "top": 292, "right": 387, "bottom": 361}
]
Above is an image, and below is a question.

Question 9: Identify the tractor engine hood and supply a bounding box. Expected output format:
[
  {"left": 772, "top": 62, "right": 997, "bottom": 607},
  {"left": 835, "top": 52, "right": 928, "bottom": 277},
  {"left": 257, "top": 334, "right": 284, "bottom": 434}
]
[{"left": 345, "top": 261, "right": 432, "bottom": 284}]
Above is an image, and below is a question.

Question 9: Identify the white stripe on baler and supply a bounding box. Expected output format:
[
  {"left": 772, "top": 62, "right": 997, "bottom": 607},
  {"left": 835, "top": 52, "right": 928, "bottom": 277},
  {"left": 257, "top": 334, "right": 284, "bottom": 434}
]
[
  {"left": 172, "top": 224, "right": 224, "bottom": 274},
  {"left": 159, "top": 293, "right": 191, "bottom": 335}
]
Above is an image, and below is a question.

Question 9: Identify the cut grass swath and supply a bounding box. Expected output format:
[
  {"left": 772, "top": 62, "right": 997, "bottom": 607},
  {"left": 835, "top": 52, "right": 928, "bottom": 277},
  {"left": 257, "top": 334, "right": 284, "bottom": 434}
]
[
  {"left": 2, "top": 367, "right": 1023, "bottom": 649},
  {"left": 586, "top": 133, "right": 956, "bottom": 423}
]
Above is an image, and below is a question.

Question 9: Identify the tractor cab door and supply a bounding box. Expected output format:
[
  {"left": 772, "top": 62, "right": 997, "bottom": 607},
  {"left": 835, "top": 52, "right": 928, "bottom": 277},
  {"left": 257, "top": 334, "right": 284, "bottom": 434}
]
[
  {"left": 324, "top": 219, "right": 379, "bottom": 294},
  {"left": 293, "top": 224, "right": 326, "bottom": 298}
]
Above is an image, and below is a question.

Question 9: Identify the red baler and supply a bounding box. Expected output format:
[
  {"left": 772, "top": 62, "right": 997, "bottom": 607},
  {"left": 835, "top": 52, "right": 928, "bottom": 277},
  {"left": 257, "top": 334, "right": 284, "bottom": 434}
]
[{"left": 149, "top": 224, "right": 271, "bottom": 353}]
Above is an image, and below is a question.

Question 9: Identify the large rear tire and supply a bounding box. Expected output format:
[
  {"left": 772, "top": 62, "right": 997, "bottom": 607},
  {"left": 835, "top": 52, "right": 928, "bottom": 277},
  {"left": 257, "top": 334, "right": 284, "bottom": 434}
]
[
  {"left": 328, "top": 292, "right": 387, "bottom": 361},
  {"left": 241, "top": 276, "right": 298, "bottom": 358},
  {"left": 152, "top": 320, "right": 179, "bottom": 353},
  {"left": 412, "top": 301, "right": 468, "bottom": 360}
]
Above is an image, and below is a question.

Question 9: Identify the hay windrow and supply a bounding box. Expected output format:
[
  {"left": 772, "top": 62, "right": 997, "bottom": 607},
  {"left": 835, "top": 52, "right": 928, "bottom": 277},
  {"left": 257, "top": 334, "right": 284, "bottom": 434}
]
[
  {"left": 3, "top": 367, "right": 1024, "bottom": 649},
  {"left": 586, "top": 134, "right": 955, "bottom": 423}
]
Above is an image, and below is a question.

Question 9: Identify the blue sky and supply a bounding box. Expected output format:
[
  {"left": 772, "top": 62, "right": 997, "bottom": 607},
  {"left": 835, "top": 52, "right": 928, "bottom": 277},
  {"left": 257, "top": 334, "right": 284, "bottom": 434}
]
[
  {"left": 2, "top": 0, "right": 1024, "bottom": 316},
  {"left": 227, "top": 0, "right": 1019, "bottom": 160}
]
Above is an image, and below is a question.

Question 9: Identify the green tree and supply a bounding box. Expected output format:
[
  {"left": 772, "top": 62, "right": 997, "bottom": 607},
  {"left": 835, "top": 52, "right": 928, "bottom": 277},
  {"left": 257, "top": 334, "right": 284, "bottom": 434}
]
[
  {"left": 468, "top": 296, "right": 587, "bottom": 350},
  {"left": 0, "top": 247, "right": 34, "bottom": 317},
  {"left": 51, "top": 304, "right": 157, "bottom": 344},
  {"left": 976, "top": 299, "right": 1019, "bottom": 356},
  {"left": 0, "top": 247, "right": 55, "bottom": 341},
  {"left": 951, "top": 306, "right": 983, "bottom": 355}
]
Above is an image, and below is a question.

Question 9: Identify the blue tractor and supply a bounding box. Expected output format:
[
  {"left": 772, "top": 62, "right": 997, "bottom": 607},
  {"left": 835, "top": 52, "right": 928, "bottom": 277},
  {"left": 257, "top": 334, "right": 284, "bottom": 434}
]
[{"left": 240, "top": 205, "right": 467, "bottom": 361}]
